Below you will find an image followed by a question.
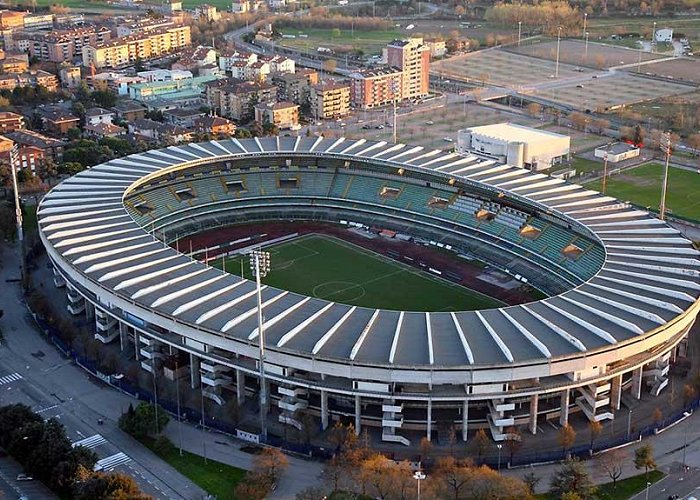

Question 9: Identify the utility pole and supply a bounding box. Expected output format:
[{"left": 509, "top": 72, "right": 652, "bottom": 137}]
[
  {"left": 250, "top": 249, "right": 271, "bottom": 440},
  {"left": 10, "top": 144, "right": 22, "bottom": 243},
  {"left": 585, "top": 32, "right": 590, "bottom": 61},
  {"left": 602, "top": 142, "right": 612, "bottom": 194},
  {"left": 582, "top": 12, "right": 587, "bottom": 38},
  {"left": 659, "top": 131, "right": 672, "bottom": 221},
  {"left": 555, "top": 27, "right": 562, "bottom": 78},
  {"left": 518, "top": 21, "right": 522, "bottom": 47}
]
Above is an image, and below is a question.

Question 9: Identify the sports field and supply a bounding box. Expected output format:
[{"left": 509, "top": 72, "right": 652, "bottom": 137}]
[
  {"left": 213, "top": 234, "right": 502, "bottom": 311},
  {"left": 584, "top": 162, "right": 700, "bottom": 221}
]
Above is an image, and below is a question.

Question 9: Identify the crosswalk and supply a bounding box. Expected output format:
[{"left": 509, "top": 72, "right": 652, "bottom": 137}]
[
  {"left": 0, "top": 372, "right": 22, "bottom": 385},
  {"left": 72, "top": 434, "right": 107, "bottom": 449},
  {"left": 94, "top": 452, "right": 131, "bottom": 471}
]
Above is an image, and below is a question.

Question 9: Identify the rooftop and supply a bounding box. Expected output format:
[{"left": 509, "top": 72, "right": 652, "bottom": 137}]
[{"left": 465, "top": 123, "right": 570, "bottom": 144}]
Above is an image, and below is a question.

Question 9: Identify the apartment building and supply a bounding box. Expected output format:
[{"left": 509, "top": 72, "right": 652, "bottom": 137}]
[
  {"left": 273, "top": 69, "right": 318, "bottom": 104},
  {"left": 310, "top": 81, "right": 351, "bottom": 119},
  {"left": 349, "top": 67, "right": 402, "bottom": 109},
  {"left": 0, "top": 111, "right": 24, "bottom": 133},
  {"left": 116, "top": 17, "right": 176, "bottom": 38},
  {"left": 82, "top": 25, "right": 191, "bottom": 69},
  {"left": 204, "top": 78, "right": 276, "bottom": 120},
  {"left": 385, "top": 38, "right": 430, "bottom": 100},
  {"left": 254, "top": 101, "right": 299, "bottom": 129},
  {"left": 0, "top": 70, "right": 58, "bottom": 91},
  {"left": 16, "top": 26, "right": 112, "bottom": 63},
  {"left": 0, "top": 10, "right": 25, "bottom": 30},
  {"left": 0, "top": 55, "right": 27, "bottom": 73}
]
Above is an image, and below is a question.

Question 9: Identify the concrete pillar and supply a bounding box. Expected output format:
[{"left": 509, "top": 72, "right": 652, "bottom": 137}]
[
  {"left": 529, "top": 394, "right": 539, "bottom": 434},
  {"left": 85, "top": 302, "right": 95, "bottom": 321},
  {"left": 118, "top": 322, "right": 128, "bottom": 352},
  {"left": 670, "top": 347, "right": 677, "bottom": 364},
  {"left": 321, "top": 390, "right": 329, "bottom": 431},
  {"left": 354, "top": 395, "right": 361, "bottom": 435},
  {"left": 189, "top": 353, "right": 200, "bottom": 389},
  {"left": 236, "top": 369, "right": 245, "bottom": 405},
  {"left": 610, "top": 374, "right": 622, "bottom": 410},
  {"left": 133, "top": 329, "right": 140, "bottom": 361},
  {"left": 426, "top": 399, "right": 432, "bottom": 441},
  {"left": 559, "top": 389, "right": 570, "bottom": 426},
  {"left": 462, "top": 399, "right": 469, "bottom": 442},
  {"left": 631, "top": 367, "right": 643, "bottom": 400}
]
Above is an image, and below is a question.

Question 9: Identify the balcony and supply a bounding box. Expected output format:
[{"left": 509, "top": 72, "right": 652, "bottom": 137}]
[
  {"left": 382, "top": 403, "right": 403, "bottom": 413},
  {"left": 278, "top": 386, "right": 307, "bottom": 398},
  {"left": 278, "top": 398, "right": 308, "bottom": 412},
  {"left": 201, "top": 374, "right": 233, "bottom": 388},
  {"left": 94, "top": 330, "right": 119, "bottom": 344},
  {"left": 67, "top": 301, "right": 85, "bottom": 315}
]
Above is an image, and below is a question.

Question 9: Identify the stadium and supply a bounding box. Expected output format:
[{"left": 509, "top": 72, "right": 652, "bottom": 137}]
[{"left": 37, "top": 136, "right": 700, "bottom": 447}]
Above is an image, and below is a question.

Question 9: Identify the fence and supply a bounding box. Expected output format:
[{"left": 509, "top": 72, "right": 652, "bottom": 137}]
[{"left": 27, "top": 308, "right": 700, "bottom": 469}]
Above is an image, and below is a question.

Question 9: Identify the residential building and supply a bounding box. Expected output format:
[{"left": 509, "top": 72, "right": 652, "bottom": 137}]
[
  {"left": 0, "top": 10, "right": 26, "bottom": 30},
  {"left": 231, "top": 0, "right": 250, "bottom": 13},
  {"left": 116, "top": 17, "right": 176, "bottom": 38},
  {"left": 112, "top": 99, "right": 148, "bottom": 122},
  {"left": 0, "top": 135, "right": 45, "bottom": 173},
  {"left": 84, "top": 122, "right": 125, "bottom": 138},
  {"left": 0, "top": 55, "right": 28, "bottom": 73},
  {"left": 204, "top": 78, "right": 276, "bottom": 120},
  {"left": 349, "top": 67, "right": 402, "bottom": 109},
  {"left": 310, "top": 81, "right": 350, "bottom": 119},
  {"left": 85, "top": 107, "right": 115, "bottom": 126},
  {"left": 22, "top": 14, "right": 54, "bottom": 31},
  {"left": 194, "top": 115, "right": 236, "bottom": 136},
  {"left": 128, "top": 74, "right": 223, "bottom": 102},
  {"left": 244, "top": 60, "right": 270, "bottom": 82},
  {"left": 15, "top": 26, "right": 112, "bottom": 63},
  {"left": 82, "top": 25, "right": 191, "bottom": 69},
  {"left": 218, "top": 50, "right": 257, "bottom": 73},
  {"left": 273, "top": 69, "right": 318, "bottom": 104},
  {"left": 594, "top": 142, "right": 640, "bottom": 163},
  {"left": 0, "top": 70, "right": 58, "bottom": 92},
  {"left": 91, "top": 72, "right": 145, "bottom": 95},
  {"left": 59, "top": 65, "right": 81, "bottom": 88},
  {"left": 457, "top": 123, "right": 570, "bottom": 171},
  {"left": 194, "top": 4, "right": 220, "bottom": 22},
  {"left": 266, "top": 55, "right": 295, "bottom": 75},
  {"left": 424, "top": 39, "right": 446, "bottom": 58},
  {"left": 385, "top": 38, "right": 430, "bottom": 100},
  {"left": 137, "top": 69, "right": 193, "bottom": 83},
  {"left": 128, "top": 118, "right": 193, "bottom": 143},
  {"left": 0, "top": 111, "right": 25, "bottom": 133},
  {"left": 5, "top": 129, "right": 64, "bottom": 160},
  {"left": 172, "top": 45, "right": 217, "bottom": 72},
  {"left": 254, "top": 101, "right": 299, "bottom": 129},
  {"left": 163, "top": 107, "right": 205, "bottom": 128},
  {"left": 42, "top": 110, "right": 80, "bottom": 135}
]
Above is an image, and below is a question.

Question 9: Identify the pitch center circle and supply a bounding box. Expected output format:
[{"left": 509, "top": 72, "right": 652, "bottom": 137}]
[{"left": 312, "top": 281, "right": 366, "bottom": 303}]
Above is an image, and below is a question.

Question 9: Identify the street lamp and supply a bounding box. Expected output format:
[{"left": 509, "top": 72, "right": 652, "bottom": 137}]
[
  {"left": 555, "top": 27, "right": 562, "bottom": 78},
  {"left": 413, "top": 470, "right": 426, "bottom": 500},
  {"left": 518, "top": 21, "right": 522, "bottom": 47},
  {"left": 627, "top": 408, "right": 633, "bottom": 439},
  {"left": 602, "top": 142, "right": 613, "bottom": 194},
  {"left": 682, "top": 410, "right": 691, "bottom": 470},
  {"left": 250, "top": 249, "right": 271, "bottom": 440},
  {"left": 644, "top": 481, "right": 651, "bottom": 500},
  {"left": 9, "top": 143, "right": 22, "bottom": 243},
  {"left": 582, "top": 12, "right": 588, "bottom": 38},
  {"left": 659, "top": 131, "right": 672, "bottom": 221},
  {"left": 584, "top": 32, "right": 590, "bottom": 61},
  {"left": 497, "top": 443, "right": 503, "bottom": 471}
]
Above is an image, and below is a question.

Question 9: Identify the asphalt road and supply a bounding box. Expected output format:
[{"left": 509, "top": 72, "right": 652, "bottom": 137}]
[{"left": 0, "top": 243, "right": 207, "bottom": 500}]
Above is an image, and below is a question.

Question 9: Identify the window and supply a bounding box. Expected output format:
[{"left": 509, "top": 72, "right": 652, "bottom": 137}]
[
  {"left": 379, "top": 186, "right": 401, "bottom": 199},
  {"left": 279, "top": 177, "right": 298, "bottom": 189},
  {"left": 225, "top": 180, "right": 245, "bottom": 192}
]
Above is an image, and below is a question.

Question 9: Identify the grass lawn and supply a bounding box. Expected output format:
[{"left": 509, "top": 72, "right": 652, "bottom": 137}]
[
  {"left": 22, "top": 205, "right": 37, "bottom": 231},
  {"left": 213, "top": 234, "right": 502, "bottom": 311},
  {"left": 537, "top": 470, "right": 665, "bottom": 500},
  {"left": 142, "top": 437, "right": 246, "bottom": 500},
  {"left": 584, "top": 162, "right": 700, "bottom": 221},
  {"left": 276, "top": 28, "right": 404, "bottom": 55},
  {"left": 551, "top": 156, "right": 603, "bottom": 176}
]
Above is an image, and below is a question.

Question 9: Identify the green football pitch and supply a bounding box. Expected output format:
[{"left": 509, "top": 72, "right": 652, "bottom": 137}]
[
  {"left": 212, "top": 234, "right": 502, "bottom": 312},
  {"left": 584, "top": 162, "right": 700, "bottom": 222}
]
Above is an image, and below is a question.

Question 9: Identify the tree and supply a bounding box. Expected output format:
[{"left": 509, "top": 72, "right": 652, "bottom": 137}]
[
  {"left": 588, "top": 420, "right": 602, "bottom": 450},
  {"left": 434, "top": 456, "right": 473, "bottom": 499},
  {"left": 596, "top": 448, "right": 624, "bottom": 490},
  {"left": 633, "top": 124, "right": 645, "bottom": 146},
  {"left": 419, "top": 436, "right": 433, "bottom": 462},
  {"left": 523, "top": 470, "right": 540, "bottom": 495},
  {"left": 233, "top": 472, "right": 271, "bottom": 500},
  {"left": 687, "top": 133, "right": 700, "bottom": 156},
  {"left": 253, "top": 448, "right": 289, "bottom": 485},
  {"left": 35, "top": 157, "right": 58, "bottom": 185},
  {"left": 474, "top": 428, "right": 489, "bottom": 464},
  {"left": 328, "top": 421, "right": 357, "bottom": 452},
  {"left": 73, "top": 466, "right": 150, "bottom": 500},
  {"left": 550, "top": 458, "right": 596, "bottom": 499},
  {"left": 322, "top": 58, "right": 337, "bottom": 74},
  {"left": 504, "top": 426, "right": 522, "bottom": 464},
  {"left": 526, "top": 102, "right": 542, "bottom": 118},
  {"left": 118, "top": 402, "right": 169, "bottom": 438},
  {"left": 90, "top": 90, "right": 117, "bottom": 109},
  {"left": 558, "top": 424, "right": 576, "bottom": 456},
  {"left": 652, "top": 407, "right": 663, "bottom": 427},
  {"left": 634, "top": 444, "right": 656, "bottom": 482}
]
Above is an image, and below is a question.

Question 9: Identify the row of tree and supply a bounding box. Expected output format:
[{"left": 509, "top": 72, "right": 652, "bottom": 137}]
[{"left": 484, "top": 2, "right": 583, "bottom": 35}]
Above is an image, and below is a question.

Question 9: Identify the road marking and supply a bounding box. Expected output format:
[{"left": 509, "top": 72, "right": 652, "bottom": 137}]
[
  {"left": 0, "top": 373, "right": 22, "bottom": 385},
  {"left": 94, "top": 452, "right": 131, "bottom": 471},
  {"left": 35, "top": 404, "right": 59, "bottom": 414},
  {"left": 72, "top": 434, "right": 107, "bottom": 449}
]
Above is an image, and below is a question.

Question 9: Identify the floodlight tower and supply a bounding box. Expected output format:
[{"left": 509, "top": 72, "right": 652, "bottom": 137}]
[
  {"left": 250, "top": 249, "right": 271, "bottom": 440},
  {"left": 659, "top": 131, "right": 672, "bottom": 221}
]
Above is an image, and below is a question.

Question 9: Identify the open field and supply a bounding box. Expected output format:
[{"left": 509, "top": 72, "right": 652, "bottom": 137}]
[
  {"left": 215, "top": 234, "right": 502, "bottom": 311},
  {"left": 432, "top": 49, "right": 584, "bottom": 87},
  {"left": 509, "top": 39, "right": 663, "bottom": 69},
  {"left": 277, "top": 28, "right": 404, "bottom": 55},
  {"left": 628, "top": 57, "right": 700, "bottom": 84},
  {"left": 584, "top": 162, "right": 700, "bottom": 220},
  {"left": 533, "top": 73, "right": 695, "bottom": 111},
  {"left": 587, "top": 16, "right": 700, "bottom": 45}
]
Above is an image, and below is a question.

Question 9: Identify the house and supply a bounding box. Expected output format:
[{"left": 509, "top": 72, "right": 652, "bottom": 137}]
[
  {"left": 91, "top": 72, "right": 145, "bottom": 95},
  {"left": 194, "top": 4, "right": 220, "bottom": 22},
  {"left": 254, "top": 101, "right": 299, "bottom": 129},
  {"left": 172, "top": 46, "right": 217, "bottom": 72},
  {"left": 128, "top": 118, "right": 193, "bottom": 144},
  {"left": 112, "top": 100, "right": 148, "bottom": 122},
  {"left": 59, "top": 65, "right": 82, "bottom": 88},
  {"left": 0, "top": 70, "right": 58, "bottom": 92},
  {"left": 84, "top": 122, "right": 125, "bottom": 138},
  {"left": 0, "top": 55, "right": 28, "bottom": 74},
  {"left": 41, "top": 110, "right": 80, "bottom": 135},
  {"left": 655, "top": 28, "right": 673, "bottom": 43},
  {"left": 85, "top": 107, "right": 115, "bottom": 126},
  {"left": 163, "top": 107, "right": 206, "bottom": 128},
  {"left": 218, "top": 50, "right": 257, "bottom": 74},
  {"left": 0, "top": 135, "right": 46, "bottom": 173},
  {"left": 231, "top": 0, "right": 250, "bottom": 13},
  {"left": 204, "top": 78, "right": 277, "bottom": 120},
  {"left": 194, "top": 115, "right": 236, "bottom": 136},
  {"left": 0, "top": 111, "right": 25, "bottom": 134},
  {"left": 5, "top": 129, "right": 64, "bottom": 160},
  {"left": 244, "top": 60, "right": 270, "bottom": 82}
]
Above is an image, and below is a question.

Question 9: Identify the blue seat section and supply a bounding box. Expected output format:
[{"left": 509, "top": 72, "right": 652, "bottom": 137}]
[{"left": 126, "top": 169, "right": 603, "bottom": 281}]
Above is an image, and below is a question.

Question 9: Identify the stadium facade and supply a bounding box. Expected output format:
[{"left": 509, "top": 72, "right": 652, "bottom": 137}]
[{"left": 38, "top": 137, "right": 700, "bottom": 445}]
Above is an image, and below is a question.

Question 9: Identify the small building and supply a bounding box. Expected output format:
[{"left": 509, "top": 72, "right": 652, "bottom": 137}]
[
  {"left": 59, "top": 65, "right": 82, "bottom": 88},
  {"left": 112, "top": 100, "right": 148, "bottom": 122},
  {"left": 310, "top": 81, "right": 351, "bottom": 119},
  {"left": 42, "top": 110, "right": 80, "bottom": 136},
  {"left": 254, "top": 101, "right": 299, "bottom": 129},
  {"left": 85, "top": 107, "right": 115, "bottom": 126},
  {"left": 163, "top": 107, "right": 206, "bottom": 128},
  {"left": 0, "top": 111, "right": 25, "bottom": 134},
  {"left": 231, "top": 0, "right": 251, "bottom": 12},
  {"left": 425, "top": 39, "right": 447, "bottom": 58},
  {"left": 194, "top": 4, "right": 220, "bottom": 22},
  {"left": 0, "top": 55, "right": 28, "bottom": 74},
  {"left": 273, "top": 69, "right": 318, "bottom": 104},
  {"left": 84, "top": 122, "right": 126, "bottom": 138},
  {"left": 594, "top": 142, "right": 640, "bottom": 163},
  {"left": 195, "top": 115, "right": 236, "bottom": 137},
  {"left": 655, "top": 28, "right": 673, "bottom": 43},
  {"left": 457, "top": 123, "right": 570, "bottom": 171},
  {"left": 5, "top": 129, "right": 64, "bottom": 161}
]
